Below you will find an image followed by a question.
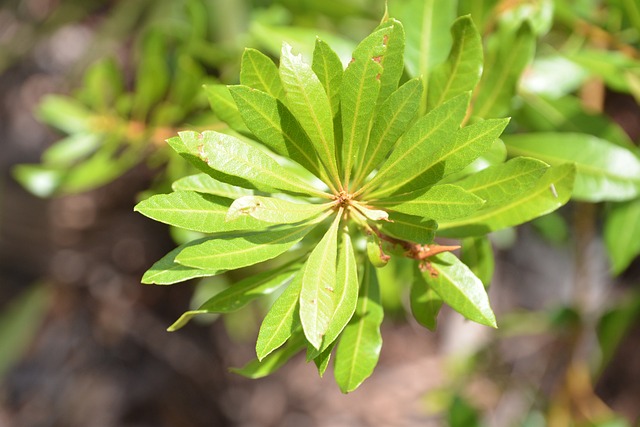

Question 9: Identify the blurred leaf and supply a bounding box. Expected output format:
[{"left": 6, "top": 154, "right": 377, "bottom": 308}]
[
  {"left": 133, "top": 29, "right": 169, "bottom": 119},
  {"left": 37, "top": 95, "right": 92, "bottom": 134},
  {"left": 232, "top": 331, "right": 306, "bottom": 379},
  {"left": 568, "top": 50, "right": 640, "bottom": 95},
  {"left": 411, "top": 264, "right": 443, "bottom": 331},
  {"left": 460, "top": 236, "right": 495, "bottom": 287},
  {"left": 605, "top": 199, "right": 640, "bottom": 275},
  {"left": 428, "top": 252, "right": 496, "bottom": 328},
  {"left": 447, "top": 394, "right": 483, "bottom": 427},
  {"left": 79, "top": 58, "right": 124, "bottom": 112},
  {"left": 597, "top": 292, "right": 640, "bottom": 371},
  {"left": 504, "top": 133, "right": 640, "bottom": 202},
  {"left": 334, "top": 261, "right": 384, "bottom": 393},
  {"left": 519, "top": 56, "right": 587, "bottom": 98}
]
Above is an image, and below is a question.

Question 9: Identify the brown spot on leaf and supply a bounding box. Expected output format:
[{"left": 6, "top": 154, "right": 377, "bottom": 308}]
[
  {"left": 197, "top": 133, "right": 204, "bottom": 139},
  {"left": 383, "top": 34, "right": 389, "bottom": 46},
  {"left": 197, "top": 145, "right": 209, "bottom": 163},
  {"left": 372, "top": 56, "right": 383, "bottom": 63},
  {"left": 376, "top": 73, "right": 381, "bottom": 81},
  {"left": 350, "top": 57, "right": 355, "bottom": 64}
]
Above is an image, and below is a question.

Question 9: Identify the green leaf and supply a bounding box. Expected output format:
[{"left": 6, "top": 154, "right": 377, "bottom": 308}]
[
  {"left": 473, "top": 22, "right": 535, "bottom": 118},
  {"left": 310, "top": 227, "right": 359, "bottom": 356},
  {"left": 340, "top": 25, "right": 391, "bottom": 182},
  {"left": 279, "top": 43, "right": 340, "bottom": 185},
  {"left": 354, "top": 78, "right": 422, "bottom": 185},
  {"left": 171, "top": 173, "right": 254, "bottom": 199},
  {"left": 439, "top": 163, "right": 575, "bottom": 237},
  {"left": 133, "top": 30, "right": 169, "bottom": 119},
  {"left": 390, "top": 0, "right": 457, "bottom": 113},
  {"left": 605, "top": 200, "right": 640, "bottom": 275},
  {"left": 427, "top": 252, "right": 496, "bottom": 327},
  {"left": 312, "top": 38, "right": 343, "bottom": 116},
  {"left": 411, "top": 264, "right": 443, "bottom": 331},
  {"left": 393, "top": 118, "right": 511, "bottom": 195},
  {"left": 312, "top": 341, "right": 336, "bottom": 377},
  {"left": 179, "top": 130, "right": 330, "bottom": 198},
  {"left": 240, "top": 48, "right": 285, "bottom": 100},
  {"left": 427, "top": 15, "right": 483, "bottom": 110},
  {"left": 300, "top": 214, "right": 341, "bottom": 349},
  {"left": 362, "top": 92, "right": 470, "bottom": 198},
  {"left": 375, "top": 184, "right": 484, "bottom": 220},
  {"left": 168, "top": 260, "right": 300, "bottom": 332},
  {"left": 41, "top": 133, "right": 101, "bottom": 165},
  {"left": 232, "top": 331, "right": 306, "bottom": 379},
  {"left": 453, "top": 157, "right": 550, "bottom": 207},
  {"left": 228, "top": 85, "right": 326, "bottom": 181},
  {"left": 334, "top": 261, "right": 383, "bottom": 393},
  {"left": 37, "top": 95, "right": 92, "bottom": 134},
  {"left": 203, "top": 84, "right": 249, "bottom": 132},
  {"left": 504, "top": 133, "right": 640, "bottom": 202},
  {"left": 460, "top": 236, "right": 495, "bottom": 287},
  {"left": 80, "top": 58, "right": 124, "bottom": 112},
  {"left": 134, "top": 191, "right": 267, "bottom": 233},
  {"left": 374, "top": 19, "right": 406, "bottom": 105},
  {"left": 379, "top": 212, "right": 437, "bottom": 244},
  {"left": 256, "top": 266, "right": 304, "bottom": 360},
  {"left": 141, "top": 246, "right": 220, "bottom": 285},
  {"left": 226, "top": 196, "right": 333, "bottom": 224},
  {"left": 176, "top": 221, "right": 323, "bottom": 270}
]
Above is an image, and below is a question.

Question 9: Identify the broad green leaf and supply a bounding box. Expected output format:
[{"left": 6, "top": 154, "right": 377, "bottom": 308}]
[
  {"left": 37, "top": 95, "right": 92, "bottom": 134},
  {"left": 176, "top": 221, "right": 323, "bottom": 270},
  {"left": 473, "top": 22, "right": 535, "bottom": 118},
  {"left": 605, "top": 200, "right": 640, "bottom": 275},
  {"left": 334, "top": 261, "right": 383, "bottom": 393},
  {"left": 411, "top": 264, "right": 442, "bottom": 331},
  {"left": 226, "top": 196, "right": 333, "bottom": 224},
  {"left": 460, "top": 236, "right": 495, "bottom": 287},
  {"left": 390, "top": 0, "right": 457, "bottom": 113},
  {"left": 374, "top": 184, "right": 484, "bottom": 220},
  {"left": 362, "top": 92, "right": 470, "bottom": 198},
  {"left": 392, "top": 118, "right": 511, "bottom": 195},
  {"left": 256, "top": 266, "right": 304, "bottom": 360},
  {"left": 228, "top": 85, "right": 327, "bottom": 182},
  {"left": 240, "top": 48, "right": 285, "bottom": 100},
  {"left": 203, "top": 84, "right": 249, "bottom": 132},
  {"left": 340, "top": 26, "right": 390, "bottom": 183},
  {"left": 504, "top": 133, "right": 640, "bottom": 202},
  {"left": 279, "top": 43, "right": 340, "bottom": 185},
  {"left": 439, "top": 164, "right": 576, "bottom": 237},
  {"left": 517, "top": 93, "right": 635, "bottom": 150},
  {"left": 168, "top": 260, "right": 300, "bottom": 332},
  {"left": 171, "top": 173, "right": 254, "bottom": 199},
  {"left": 374, "top": 19, "right": 406, "bottom": 105},
  {"left": 427, "top": 252, "right": 496, "bottom": 327},
  {"left": 379, "top": 212, "right": 437, "bottom": 244},
  {"left": 312, "top": 38, "right": 343, "bottom": 116},
  {"left": 232, "top": 331, "right": 306, "bottom": 379},
  {"left": 453, "top": 157, "right": 550, "bottom": 207},
  {"left": 354, "top": 78, "right": 422, "bottom": 185},
  {"left": 310, "top": 228, "right": 359, "bottom": 356},
  {"left": 142, "top": 246, "right": 220, "bottom": 285},
  {"left": 300, "top": 214, "right": 341, "bottom": 349},
  {"left": 134, "top": 191, "right": 267, "bottom": 233},
  {"left": 179, "top": 130, "right": 330, "bottom": 198},
  {"left": 427, "top": 15, "right": 483, "bottom": 110}
]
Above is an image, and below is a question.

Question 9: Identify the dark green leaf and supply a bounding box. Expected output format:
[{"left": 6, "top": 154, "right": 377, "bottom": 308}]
[
  {"left": 379, "top": 212, "right": 437, "bottom": 244},
  {"left": 605, "top": 200, "right": 640, "bottom": 275},
  {"left": 460, "top": 236, "right": 495, "bottom": 287},
  {"left": 411, "top": 264, "right": 443, "bottom": 331},
  {"left": 232, "top": 332, "right": 306, "bottom": 379}
]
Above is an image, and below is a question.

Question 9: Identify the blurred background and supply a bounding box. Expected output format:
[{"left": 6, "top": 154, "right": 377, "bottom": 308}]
[{"left": 1, "top": 0, "right": 639, "bottom": 426}]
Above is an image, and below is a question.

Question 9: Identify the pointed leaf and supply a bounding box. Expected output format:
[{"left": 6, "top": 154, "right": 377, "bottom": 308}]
[
  {"left": 313, "top": 341, "right": 336, "bottom": 377},
  {"left": 203, "top": 84, "right": 249, "bottom": 132},
  {"left": 427, "top": 252, "right": 496, "bottom": 327},
  {"left": 605, "top": 199, "right": 640, "bottom": 275},
  {"left": 176, "top": 221, "right": 323, "bottom": 270},
  {"left": 168, "top": 261, "right": 300, "bottom": 331},
  {"left": 375, "top": 184, "right": 484, "bottom": 220},
  {"left": 427, "top": 15, "right": 483, "bottom": 110},
  {"left": 172, "top": 173, "right": 254, "bottom": 199},
  {"left": 279, "top": 43, "right": 340, "bottom": 184},
  {"left": 312, "top": 38, "right": 343, "bottom": 116},
  {"left": 355, "top": 78, "right": 422, "bottom": 185},
  {"left": 379, "top": 212, "right": 437, "bottom": 244},
  {"left": 453, "top": 157, "right": 550, "bottom": 207},
  {"left": 256, "top": 267, "right": 304, "bottom": 360},
  {"left": 240, "top": 48, "right": 285, "bottom": 100},
  {"left": 389, "top": 117, "right": 511, "bottom": 196},
  {"left": 340, "top": 26, "right": 389, "bottom": 182},
  {"left": 362, "top": 92, "right": 470, "bottom": 198},
  {"left": 141, "top": 246, "right": 220, "bottom": 285},
  {"left": 504, "top": 133, "right": 640, "bottom": 202},
  {"left": 228, "top": 85, "right": 326, "bottom": 181},
  {"left": 232, "top": 332, "right": 306, "bottom": 379},
  {"left": 227, "top": 196, "right": 333, "bottom": 224},
  {"left": 334, "top": 261, "right": 383, "bottom": 393},
  {"left": 411, "top": 264, "right": 443, "bottom": 331},
  {"left": 134, "top": 191, "right": 267, "bottom": 233},
  {"left": 179, "top": 130, "right": 329, "bottom": 198},
  {"left": 438, "top": 164, "right": 576, "bottom": 237},
  {"left": 300, "top": 214, "right": 341, "bottom": 349},
  {"left": 374, "top": 19, "right": 406, "bottom": 105}
]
